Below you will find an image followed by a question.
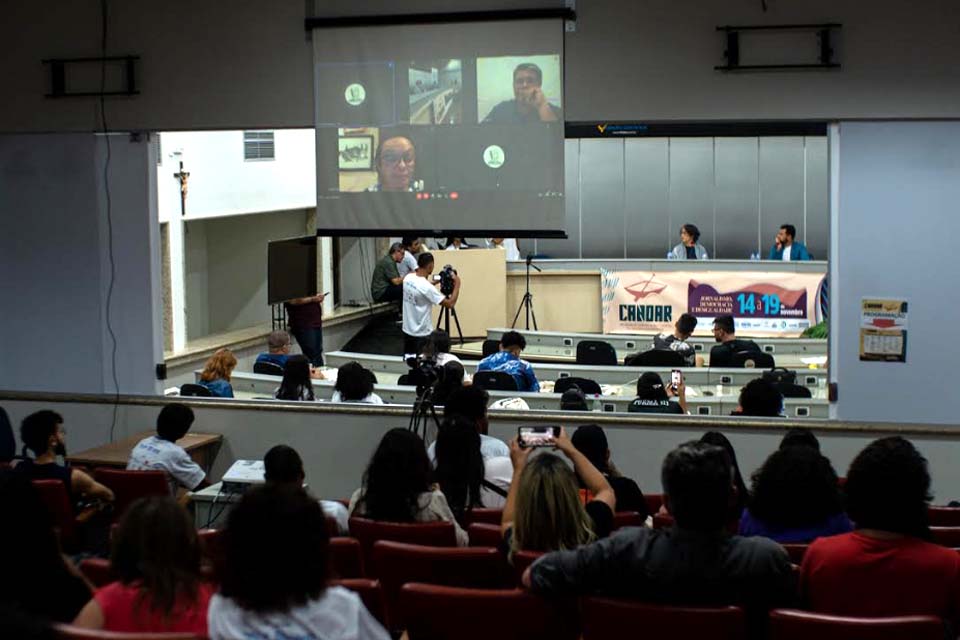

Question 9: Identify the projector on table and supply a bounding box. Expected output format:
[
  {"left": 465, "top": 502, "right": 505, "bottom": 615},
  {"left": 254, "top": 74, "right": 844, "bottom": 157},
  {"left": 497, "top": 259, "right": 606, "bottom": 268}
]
[{"left": 221, "top": 460, "right": 265, "bottom": 494}]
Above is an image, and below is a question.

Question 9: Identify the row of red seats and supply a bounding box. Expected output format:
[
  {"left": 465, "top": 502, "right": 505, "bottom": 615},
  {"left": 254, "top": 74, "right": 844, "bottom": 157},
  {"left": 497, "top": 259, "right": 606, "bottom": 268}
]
[{"left": 53, "top": 591, "right": 945, "bottom": 640}]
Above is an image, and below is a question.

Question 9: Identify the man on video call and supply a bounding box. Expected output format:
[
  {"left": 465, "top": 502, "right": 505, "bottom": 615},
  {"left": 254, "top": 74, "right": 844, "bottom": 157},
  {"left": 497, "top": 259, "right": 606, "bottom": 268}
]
[{"left": 483, "top": 62, "right": 561, "bottom": 124}]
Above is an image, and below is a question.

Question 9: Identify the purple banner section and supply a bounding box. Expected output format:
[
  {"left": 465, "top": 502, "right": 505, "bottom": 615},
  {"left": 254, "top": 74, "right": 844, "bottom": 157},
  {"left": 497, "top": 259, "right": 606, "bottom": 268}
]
[{"left": 688, "top": 281, "right": 808, "bottom": 319}]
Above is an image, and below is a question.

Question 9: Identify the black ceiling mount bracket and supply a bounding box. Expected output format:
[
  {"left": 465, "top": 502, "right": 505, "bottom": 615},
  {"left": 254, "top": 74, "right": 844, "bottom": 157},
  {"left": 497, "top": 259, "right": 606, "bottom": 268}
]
[
  {"left": 305, "top": 8, "right": 576, "bottom": 30},
  {"left": 43, "top": 55, "right": 140, "bottom": 98},
  {"left": 714, "top": 23, "right": 841, "bottom": 72}
]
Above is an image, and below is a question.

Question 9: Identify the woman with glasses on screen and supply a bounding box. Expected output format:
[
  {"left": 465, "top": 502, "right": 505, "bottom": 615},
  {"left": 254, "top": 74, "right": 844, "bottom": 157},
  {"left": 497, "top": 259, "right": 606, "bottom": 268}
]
[{"left": 368, "top": 135, "right": 423, "bottom": 192}]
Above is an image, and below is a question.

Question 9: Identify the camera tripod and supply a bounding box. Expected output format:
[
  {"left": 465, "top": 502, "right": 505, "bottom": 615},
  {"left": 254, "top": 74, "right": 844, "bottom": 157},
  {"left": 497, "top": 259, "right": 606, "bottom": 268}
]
[
  {"left": 408, "top": 381, "right": 443, "bottom": 441},
  {"left": 511, "top": 254, "right": 541, "bottom": 330},
  {"left": 437, "top": 303, "right": 464, "bottom": 345}
]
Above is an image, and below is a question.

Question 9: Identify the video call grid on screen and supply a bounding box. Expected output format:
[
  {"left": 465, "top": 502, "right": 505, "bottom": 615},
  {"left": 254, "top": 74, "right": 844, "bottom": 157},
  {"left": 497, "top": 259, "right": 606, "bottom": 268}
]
[{"left": 312, "top": 19, "right": 566, "bottom": 236}]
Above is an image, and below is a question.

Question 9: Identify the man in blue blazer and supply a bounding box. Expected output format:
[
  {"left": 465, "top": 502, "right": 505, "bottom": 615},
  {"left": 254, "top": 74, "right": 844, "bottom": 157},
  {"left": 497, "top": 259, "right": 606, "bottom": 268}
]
[{"left": 768, "top": 224, "right": 812, "bottom": 261}]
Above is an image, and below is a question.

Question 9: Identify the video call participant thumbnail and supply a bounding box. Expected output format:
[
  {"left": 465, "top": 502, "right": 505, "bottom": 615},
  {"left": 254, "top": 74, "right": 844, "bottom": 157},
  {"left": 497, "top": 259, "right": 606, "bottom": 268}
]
[
  {"left": 483, "top": 62, "right": 561, "bottom": 124},
  {"left": 369, "top": 135, "right": 421, "bottom": 192}
]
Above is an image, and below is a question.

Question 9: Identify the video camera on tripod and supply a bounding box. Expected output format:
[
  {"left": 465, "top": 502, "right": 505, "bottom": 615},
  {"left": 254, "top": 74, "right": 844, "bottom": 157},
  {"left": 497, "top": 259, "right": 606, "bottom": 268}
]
[{"left": 436, "top": 264, "right": 457, "bottom": 296}]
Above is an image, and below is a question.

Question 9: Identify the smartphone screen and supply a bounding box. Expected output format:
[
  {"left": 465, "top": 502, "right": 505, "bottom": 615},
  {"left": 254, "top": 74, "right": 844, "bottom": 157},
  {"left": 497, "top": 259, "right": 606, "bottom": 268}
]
[
  {"left": 518, "top": 426, "right": 560, "bottom": 448},
  {"left": 671, "top": 369, "right": 682, "bottom": 391}
]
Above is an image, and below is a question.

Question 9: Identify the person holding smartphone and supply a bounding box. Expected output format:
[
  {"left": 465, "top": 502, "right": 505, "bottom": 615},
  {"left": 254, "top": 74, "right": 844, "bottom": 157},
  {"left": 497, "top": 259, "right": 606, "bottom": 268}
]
[
  {"left": 501, "top": 427, "right": 616, "bottom": 556},
  {"left": 627, "top": 371, "right": 687, "bottom": 414}
]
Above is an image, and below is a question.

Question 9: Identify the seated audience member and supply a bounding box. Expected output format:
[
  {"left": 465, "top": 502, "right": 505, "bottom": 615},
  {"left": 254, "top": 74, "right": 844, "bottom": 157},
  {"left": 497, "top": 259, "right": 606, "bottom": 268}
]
[
  {"left": 669, "top": 223, "right": 709, "bottom": 260},
  {"left": 700, "top": 431, "right": 749, "bottom": 521},
  {"left": 768, "top": 224, "right": 812, "bottom": 261},
  {"left": 332, "top": 362, "right": 384, "bottom": 405},
  {"left": 127, "top": 404, "right": 209, "bottom": 496},
  {"left": 524, "top": 442, "right": 795, "bottom": 616},
  {"left": 73, "top": 497, "right": 214, "bottom": 634},
  {"left": 709, "top": 315, "right": 761, "bottom": 367},
  {"left": 628, "top": 372, "right": 686, "bottom": 414},
  {"left": 648, "top": 312, "right": 700, "bottom": 366},
  {"left": 349, "top": 428, "right": 468, "bottom": 546},
  {"left": 275, "top": 354, "right": 317, "bottom": 402},
  {"left": 780, "top": 426, "right": 820, "bottom": 451},
  {"left": 429, "top": 385, "right": 510, "bottom": 461},
  {"left": 255, "top": 330, "right": 292, "bottom": 369},
  {"left": 0, "top": 469, "right": 92, "bottom": 623},
  {"left": 432, "top": 361, "right": 466, "bottom": 406},
  {"left": 209, "top": 484, "right": 390, "bottom": 640},
  {"left": 263, "top": 444, "right": 349, "bottom": 536},
  {"left": 197, "top": 348, "right": 237, "bottom": 398},
  {"left": 422, "top": 329, "right": 461, "bottom": 366},
  {"left": 800, "top": 437, "right": 960, "bottom": 623},
  {"left": 740, "top": 446, "right": 852, "bottom": 543},
  {"left": 572, "top": 424, "right": 649, "bottom": 518},
  {"left": 398, "top": 236, "right": 422, "bottom": 279},
  {"left": 488, "top": 237, "right": 521, "bottom": 261},
  {"left": 502, "top": 427, "right": 616, "bottom": 554},
  {"left": 434, "top": 416, "right": 512, "bottom": 516},
  {"left": 560, "top": 386, "right": 589, "bottom": 411},
  {"left": 734, "top": 378, "right": 783, "bottom": 417},
  {"left": 476, "top": 330, "right": 540, "bottom": 392},
  {"left": 371, "top": 242, "right": 405, "bottom": 303},
  {"left": 16, "top": 410, "right": 114, "bottom": 506}
]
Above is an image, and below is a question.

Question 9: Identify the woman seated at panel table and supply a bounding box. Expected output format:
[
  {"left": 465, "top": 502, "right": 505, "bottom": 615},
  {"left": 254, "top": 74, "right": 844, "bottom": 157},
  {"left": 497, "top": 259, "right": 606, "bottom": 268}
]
[
  {"left": 668, "top": 223, "right": 709, "bottom": 260},
  {"left": 197, "top": 348, "right": 237, "bottom": 398},
  {"left": 274, "top": 355, "right": 316, "bottom": 402}
]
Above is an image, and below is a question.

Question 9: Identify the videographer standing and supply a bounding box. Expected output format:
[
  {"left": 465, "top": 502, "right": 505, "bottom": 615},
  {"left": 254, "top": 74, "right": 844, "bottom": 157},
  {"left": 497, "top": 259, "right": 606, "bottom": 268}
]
[{"left": 402, "top": 253, "right": 460, "bottom": 357}]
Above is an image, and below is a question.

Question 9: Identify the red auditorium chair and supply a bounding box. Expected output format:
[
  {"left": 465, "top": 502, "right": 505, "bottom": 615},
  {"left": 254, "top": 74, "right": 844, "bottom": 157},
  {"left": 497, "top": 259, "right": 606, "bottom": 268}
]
[
  {"left": 79, "top": 557, "right": 115, "bottom": 588},
  {"left": 400, "top": 583, "right": 579, "bottom": 640},
  {"left": 330, "top": 578, "right": 386, "bottom": 626},
  {"left": 511, "top": 549, "right": 544, "bottom": 582},
  {"left": 328, "top": 536, "right": 365, "bottom": 579},
  {"left": 197, "top": 528, "right": 224, "bottom": 581},
  {"left": 581, "top": 597, "right": 746, "bottom": 640},
  {"left": 466, "top": 522, "right": 504, "bottom": 547},
  {"left": 373, "top": 541, "right": 513, "bottom": 630},
  {"left": 54, "top": 625, "right": 201, "bottom": 639},
  {"left": 463, "top": 507, "right": 503, "bottom": 526},
  {"left": 612, "top": 511, "right": 645, "bottom": 529},
  {"left": 645, "top": 493, "right": 664, "bottom": 515},
  {"left": 930, "top": 526, "right": 960, "bottom": 548},
  {"left": 769, "top": 609, "right": 944, "bottom": 640},
  {"left": 781, "top": 543, "right": 808, "bottom": 564},
  {"left": 93, "top": 468, "right": 169, "bottom": 521},
  {"left": 928, "top": 506, "right": 960, "bottom": 527},
  {"left": 32, "top": 479, "right": 81, "bottom": 551},
  {"left": 348, "top": 517, "right": 457, "bottom": 577}
]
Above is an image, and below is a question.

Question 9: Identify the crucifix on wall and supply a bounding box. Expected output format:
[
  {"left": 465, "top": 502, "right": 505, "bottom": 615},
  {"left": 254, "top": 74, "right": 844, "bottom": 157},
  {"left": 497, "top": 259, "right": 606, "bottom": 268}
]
[{"left": 173, "top": 161, "right": 190, "bottom": 217}]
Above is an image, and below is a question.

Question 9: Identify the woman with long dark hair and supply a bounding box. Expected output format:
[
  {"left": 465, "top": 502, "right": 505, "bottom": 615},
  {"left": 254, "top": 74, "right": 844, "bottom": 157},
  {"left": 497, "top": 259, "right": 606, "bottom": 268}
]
[
  {"left": 275, "top": 354, "right": 315, "bottom": 401},
  {"left": 740, "top": 445, "right": 852, "bottom": 543},
  {"left": 349, "top": 428, "right": 467, "bottom": 545},
  {"left": 332, "top": 362, "right": 383, "bottom": 404},
  {"left": 73, "top": 496, "right": 213, "bottom": 634},
  {"left": 434, "top": 416, "right": 484, "bottom": 522}
]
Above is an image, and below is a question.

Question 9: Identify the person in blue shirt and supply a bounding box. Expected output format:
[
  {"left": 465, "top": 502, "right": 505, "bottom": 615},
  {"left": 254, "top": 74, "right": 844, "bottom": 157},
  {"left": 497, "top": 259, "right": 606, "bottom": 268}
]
[
  {"left": 255, "top": 330, "right": 292, "bottom": 369},
  {"left": 476, "top": 330, "right": 540, "bottom": 392},
  {"left": 768, "top": 224, "right": 812, "bottom": 261},
  {"left": 197, "top": 348, "right": 237, "bottom": 398}
]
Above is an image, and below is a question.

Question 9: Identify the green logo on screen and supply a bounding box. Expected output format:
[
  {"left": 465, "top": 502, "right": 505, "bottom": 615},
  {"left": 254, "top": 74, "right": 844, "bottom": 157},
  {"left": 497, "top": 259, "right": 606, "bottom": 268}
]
[
  {"left": 345, "top": 83, "right": 366, "bottom": 106},
  {"left": 483, "top": 145, "right": 505, "bottom": 169}
]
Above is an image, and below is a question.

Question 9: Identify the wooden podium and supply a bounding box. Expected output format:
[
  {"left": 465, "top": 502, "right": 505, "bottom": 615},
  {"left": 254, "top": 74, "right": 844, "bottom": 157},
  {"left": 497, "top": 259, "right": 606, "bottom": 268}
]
[{"left": 430, "top": 248, "right": 506, "bottom": 340}]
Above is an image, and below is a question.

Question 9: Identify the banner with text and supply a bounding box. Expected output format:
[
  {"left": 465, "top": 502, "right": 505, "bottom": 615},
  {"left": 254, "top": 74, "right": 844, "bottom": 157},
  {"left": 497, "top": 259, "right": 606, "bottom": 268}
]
[{"left": 601, "top": 269, "right": 827, "bottom": 337}]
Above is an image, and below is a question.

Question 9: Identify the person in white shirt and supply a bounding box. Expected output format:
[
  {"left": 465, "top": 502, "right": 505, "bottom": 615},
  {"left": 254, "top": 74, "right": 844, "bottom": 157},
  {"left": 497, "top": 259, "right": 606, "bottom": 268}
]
[
  {"left": 263, "top": 444, "right": 349, "bottom": 536},
  {"left": 427, "top": 386, "right": 511, "bottom": 462},
  {"left": 434, "top": 416, "right": 512, "bottom": 512},
  {"left": 402, "top": 252, "right": 461, "bottom": 357},
  {"left": 349, "top": 428, "right": 469, "bottom": 546},
  {"left": 487, "top": 237, "right": 521, "bottom": 261},
  {"left": 208, "top": 484, "right": 390, "bottom": 640},
  {"left": 397, "top": 235, "right": 422, "bottom": 279},
  {"left": 331, "top": 362, "right": 384, "bottom": 405},
  {"left": 127, "top": 404, "right": 209, "bottom": 496}
]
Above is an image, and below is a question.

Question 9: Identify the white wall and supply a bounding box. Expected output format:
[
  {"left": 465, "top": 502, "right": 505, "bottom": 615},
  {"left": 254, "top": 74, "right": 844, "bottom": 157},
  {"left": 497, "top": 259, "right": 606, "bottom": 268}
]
[
  {"left": 831, "top": 122, "right": 960, "bottom": 424},
  {"left": 3, "top": 0, "right": 960, "bottom": 133},
  {"left": 157, "top": 130, "right": 316, "bottom": 221},
  {"left": 0, "top": 133, "right": 163, "bottom": 395}
]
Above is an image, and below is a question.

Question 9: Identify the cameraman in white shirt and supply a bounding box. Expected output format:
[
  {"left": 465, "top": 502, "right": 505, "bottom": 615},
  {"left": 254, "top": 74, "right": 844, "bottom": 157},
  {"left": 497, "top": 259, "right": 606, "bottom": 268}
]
[{"left": 402, "top": 252, "right": 461, "bottom": 357}]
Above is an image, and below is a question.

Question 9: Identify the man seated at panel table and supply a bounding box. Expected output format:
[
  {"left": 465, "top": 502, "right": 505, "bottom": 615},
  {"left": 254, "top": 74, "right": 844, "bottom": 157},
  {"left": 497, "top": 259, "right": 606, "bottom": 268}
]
[
  {"left": 523, "top": 441, "right": 795, "bottom": 622},
  {"left": 127, "top": 404, "right": 210, "bottom": 496},
  {"left": 254, "top": 330, "right": 293, "bottom": 369},
  {"left": 708, "top": 315, "right": 762, "bottom": 367},
  {"left": 768, "top": 224, "right": 812, "bottom": 261},
  {"left": 476, "top": 330, "right": 540, "bottom": 392}
]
